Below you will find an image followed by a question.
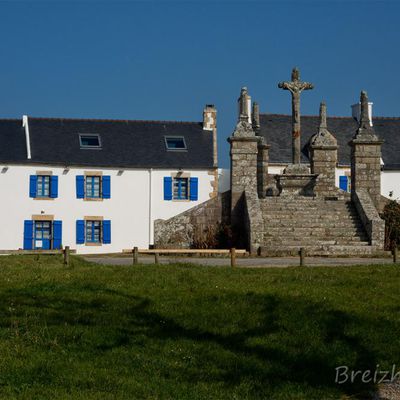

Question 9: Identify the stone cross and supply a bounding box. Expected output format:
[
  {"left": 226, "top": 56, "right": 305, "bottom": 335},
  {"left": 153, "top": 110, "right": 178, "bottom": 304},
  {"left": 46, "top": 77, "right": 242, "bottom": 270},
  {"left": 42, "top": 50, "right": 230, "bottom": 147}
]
[{"left": 278, "top": 68, "right": 314, "bottom": 164}]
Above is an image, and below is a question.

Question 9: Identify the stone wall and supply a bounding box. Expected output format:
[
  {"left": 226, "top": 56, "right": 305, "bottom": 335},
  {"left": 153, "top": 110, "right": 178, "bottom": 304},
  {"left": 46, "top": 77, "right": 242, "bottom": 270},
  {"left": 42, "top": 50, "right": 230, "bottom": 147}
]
[
  {"left": 353, "top": 189, "right": 385, "bottom": 248},
  {"left": 243, "top": 191, "right": 264, "bottom": 254},
  {"left": 154, "top": 191, "right": 230, "bottom": 249}
]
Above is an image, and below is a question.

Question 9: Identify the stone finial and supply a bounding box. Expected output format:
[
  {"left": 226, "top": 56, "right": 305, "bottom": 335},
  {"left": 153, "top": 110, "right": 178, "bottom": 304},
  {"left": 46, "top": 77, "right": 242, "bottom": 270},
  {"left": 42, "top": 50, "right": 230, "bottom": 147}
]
[
  {"left": 252, "top": 101, "right": 260, "bottom": 133},
  {"left": 354, "top": 90, "right": 378, "bottom": 141},
  {"left": 238, "top": 87, "right": 251, "bottom": 122},
  {"left": 359, "top": 91, "right": 370, "bottom": 129},
  {"left": 319, "top": 101, "right": 327, "bottom": 129},
  {"left": 310, "top": 101, "right": 337, "bottom": 147}
]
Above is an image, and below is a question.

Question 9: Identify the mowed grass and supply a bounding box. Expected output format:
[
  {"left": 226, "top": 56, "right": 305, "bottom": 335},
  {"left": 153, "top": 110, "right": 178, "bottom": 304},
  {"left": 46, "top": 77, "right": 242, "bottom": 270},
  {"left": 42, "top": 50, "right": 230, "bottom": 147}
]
[{"left": 0, "top": 256, "right": 399, "bottom": 400}]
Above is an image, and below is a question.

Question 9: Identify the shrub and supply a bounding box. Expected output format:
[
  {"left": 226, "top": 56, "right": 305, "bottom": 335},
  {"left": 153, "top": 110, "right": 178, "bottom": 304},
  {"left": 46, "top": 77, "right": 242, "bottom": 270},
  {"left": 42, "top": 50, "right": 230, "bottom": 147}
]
[{"left": 381, "top": 199, "right": 400, "bottom": 250}]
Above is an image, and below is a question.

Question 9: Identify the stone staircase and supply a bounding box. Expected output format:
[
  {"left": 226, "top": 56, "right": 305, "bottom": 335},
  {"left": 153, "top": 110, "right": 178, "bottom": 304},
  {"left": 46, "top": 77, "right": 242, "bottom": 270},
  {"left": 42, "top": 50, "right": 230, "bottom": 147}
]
[{"left": 259, "top": 197, "right": 385, "bottom": 256}]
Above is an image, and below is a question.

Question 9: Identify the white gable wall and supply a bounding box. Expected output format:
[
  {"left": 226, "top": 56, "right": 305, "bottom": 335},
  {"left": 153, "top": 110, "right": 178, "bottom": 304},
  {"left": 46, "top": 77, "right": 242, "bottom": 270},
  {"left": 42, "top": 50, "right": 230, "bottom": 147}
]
[{"left": 0, "top": 165, "right": 215, "bottom": 254}]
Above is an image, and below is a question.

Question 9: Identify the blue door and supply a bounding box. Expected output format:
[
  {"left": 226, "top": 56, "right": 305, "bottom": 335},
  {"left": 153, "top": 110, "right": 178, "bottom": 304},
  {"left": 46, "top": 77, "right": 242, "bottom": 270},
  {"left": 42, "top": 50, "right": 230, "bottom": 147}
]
[
  {"left": 339, "top": 176, "right": 348, "bottom": 192},
  {"left": 34, "top": 221, "right": 52, "bottom": 250}
]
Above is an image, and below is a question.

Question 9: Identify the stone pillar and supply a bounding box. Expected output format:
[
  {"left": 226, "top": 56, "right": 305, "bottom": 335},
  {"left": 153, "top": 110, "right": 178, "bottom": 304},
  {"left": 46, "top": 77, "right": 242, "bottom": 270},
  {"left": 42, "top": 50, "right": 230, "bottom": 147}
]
[
  {"left": 229, "top": 129, "right": 259, "bottom": 225},
  {"left": 350, "top": 91, "right": 383, "bottom": 209},
  {"left": 257, "top": 140, "right": 270, "bottom": 198},
  {"left": 309, "top": 102, "right": 338, "bottom": 196}
]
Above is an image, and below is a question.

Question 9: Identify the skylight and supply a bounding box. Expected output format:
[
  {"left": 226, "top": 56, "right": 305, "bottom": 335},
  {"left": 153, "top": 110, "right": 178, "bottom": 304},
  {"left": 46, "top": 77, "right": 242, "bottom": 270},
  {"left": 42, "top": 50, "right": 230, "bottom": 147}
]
[
  {"left": 79, "top": 134, "right": 101, "bottom": 149},
  {"left": 165, "top": 136, "right": 187, "bottom": 151}
]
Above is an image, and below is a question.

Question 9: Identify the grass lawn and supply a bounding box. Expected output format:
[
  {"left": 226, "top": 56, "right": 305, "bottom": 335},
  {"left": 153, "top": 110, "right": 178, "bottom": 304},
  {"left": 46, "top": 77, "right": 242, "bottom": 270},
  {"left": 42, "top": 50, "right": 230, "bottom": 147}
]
[{"left": 0, "top": 256, "right": 399, "bottom": 399}]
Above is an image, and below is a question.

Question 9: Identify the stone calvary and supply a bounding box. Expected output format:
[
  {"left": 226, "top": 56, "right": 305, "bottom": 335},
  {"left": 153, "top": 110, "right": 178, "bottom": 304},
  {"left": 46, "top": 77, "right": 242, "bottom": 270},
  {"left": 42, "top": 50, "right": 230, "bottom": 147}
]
[{"left": 155, "top": 68, "right": 386, "bottom": 256}]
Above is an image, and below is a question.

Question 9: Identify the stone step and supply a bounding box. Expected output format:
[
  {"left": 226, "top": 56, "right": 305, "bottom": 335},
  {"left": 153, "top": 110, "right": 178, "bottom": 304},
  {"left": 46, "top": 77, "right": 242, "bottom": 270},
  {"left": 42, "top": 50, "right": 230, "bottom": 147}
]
[
  {"left": 261, "top": 239, "right": 370, "bottom": 247},
  {"left": 263, "top": 221, "right": 364, "bottom": 229},
  {"left": 259, "top": 245, "right": 388, "bottom": 257},
  {"left": 262, "top": 227, "right": 366, "bottom": 235},
  {"left": 262, "top": 207, "right": 358, "bottom": 215}
]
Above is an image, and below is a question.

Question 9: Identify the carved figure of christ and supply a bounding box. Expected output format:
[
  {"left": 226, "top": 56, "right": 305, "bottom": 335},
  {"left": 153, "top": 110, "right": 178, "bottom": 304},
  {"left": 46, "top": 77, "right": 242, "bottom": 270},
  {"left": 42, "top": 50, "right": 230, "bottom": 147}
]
[{"left": 278, "top": 68, "right": 314, "bottom": 164}]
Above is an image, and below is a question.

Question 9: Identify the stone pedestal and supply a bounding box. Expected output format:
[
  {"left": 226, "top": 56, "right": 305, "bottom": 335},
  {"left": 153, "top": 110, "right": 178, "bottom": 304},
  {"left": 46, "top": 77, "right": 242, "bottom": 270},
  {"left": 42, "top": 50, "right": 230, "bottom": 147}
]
[
  {"left": 350, "top": 139, "right": 383, "bottom": 209},
  {"left": 350, "top": 91, "right": 383, "bottom": 210},
  {"left": 229, "top": 136, "right": 259, "bottom": 224},
  {"left": 275, "top": 164, "right": 317, "bottom": 197}
]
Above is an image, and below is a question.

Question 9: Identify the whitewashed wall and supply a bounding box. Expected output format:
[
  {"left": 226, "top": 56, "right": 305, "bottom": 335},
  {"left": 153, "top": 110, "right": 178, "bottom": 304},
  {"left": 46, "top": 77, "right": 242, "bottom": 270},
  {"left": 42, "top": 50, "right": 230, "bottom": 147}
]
[
  {"left": 0, "top": 165, "right": 215, "bottom": 254},
  {"left": 381, "top": 171, "right": 400, "bottom": 199}
]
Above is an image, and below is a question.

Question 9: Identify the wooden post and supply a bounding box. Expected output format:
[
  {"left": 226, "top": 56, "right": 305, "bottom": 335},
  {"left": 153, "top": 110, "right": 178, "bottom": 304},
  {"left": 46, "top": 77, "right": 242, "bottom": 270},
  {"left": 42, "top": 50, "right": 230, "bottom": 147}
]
[
  {"left": 230, "top": 248, "right": 236, "bottom": 267},
  {"left": 133, "top": 247, "right": 138, "bottom": 265},
  {"left": 300, "top": 247, "right": 305, "bottom": 267},
  {"left": 393, "top": 247, "right": 398, "bottom": 264},
  {"left": 63, "top": 246, "right": 70, "bottom": 266},
  {"left": 154, "top": 252, "right": 160, "bottom": 265}
]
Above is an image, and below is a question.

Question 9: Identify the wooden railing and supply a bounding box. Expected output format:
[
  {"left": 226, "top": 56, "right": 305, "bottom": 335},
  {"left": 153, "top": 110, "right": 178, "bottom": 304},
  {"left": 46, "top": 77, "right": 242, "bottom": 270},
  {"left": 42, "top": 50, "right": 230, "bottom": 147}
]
[
  {"left": 0, "top": 246, "right": 75, "bottom": 266},
  {"left": 123, "top": 248, "right": 247, "bottom": 267}
]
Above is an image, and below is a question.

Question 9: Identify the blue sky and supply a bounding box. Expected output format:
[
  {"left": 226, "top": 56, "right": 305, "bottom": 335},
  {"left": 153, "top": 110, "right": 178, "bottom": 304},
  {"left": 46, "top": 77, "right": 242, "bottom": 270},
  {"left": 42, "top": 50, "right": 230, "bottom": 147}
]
[{"left": 0, "top": 1, "right": 399, "bottom": 167}]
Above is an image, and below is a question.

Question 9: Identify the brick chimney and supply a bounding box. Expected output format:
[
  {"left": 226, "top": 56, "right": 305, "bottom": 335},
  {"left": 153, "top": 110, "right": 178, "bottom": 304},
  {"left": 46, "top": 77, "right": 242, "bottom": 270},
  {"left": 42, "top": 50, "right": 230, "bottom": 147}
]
[{"left": 203, "top": 104, "right": 217, "bottom": 131}]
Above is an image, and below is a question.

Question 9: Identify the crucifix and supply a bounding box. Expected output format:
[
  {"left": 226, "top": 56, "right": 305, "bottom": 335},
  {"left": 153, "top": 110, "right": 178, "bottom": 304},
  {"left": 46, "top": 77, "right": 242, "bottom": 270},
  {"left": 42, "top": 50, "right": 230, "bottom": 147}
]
[{"left": 278, "top": 68, "right": 314, "bottom": 164}]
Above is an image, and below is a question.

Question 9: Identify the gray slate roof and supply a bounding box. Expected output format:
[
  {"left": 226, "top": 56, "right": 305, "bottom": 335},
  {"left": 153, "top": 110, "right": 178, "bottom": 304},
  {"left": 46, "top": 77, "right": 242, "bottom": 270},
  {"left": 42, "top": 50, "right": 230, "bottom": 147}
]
[
  {"left": 259, "top": 114, "right": 400, "bottom": 169},
  {"left": 0, "top": 117, "right": 214, "bottom": 169}
]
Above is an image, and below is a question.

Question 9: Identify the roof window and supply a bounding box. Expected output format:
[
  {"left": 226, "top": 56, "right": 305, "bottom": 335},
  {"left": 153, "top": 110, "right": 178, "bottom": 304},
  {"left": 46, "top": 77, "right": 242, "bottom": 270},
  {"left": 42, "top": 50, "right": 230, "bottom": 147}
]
[
  {"left": 165, "top": 136, "right": 187, "bottom": 151},
  {"left": 79, "top": 134, "right": 101, "bottom": 149}
]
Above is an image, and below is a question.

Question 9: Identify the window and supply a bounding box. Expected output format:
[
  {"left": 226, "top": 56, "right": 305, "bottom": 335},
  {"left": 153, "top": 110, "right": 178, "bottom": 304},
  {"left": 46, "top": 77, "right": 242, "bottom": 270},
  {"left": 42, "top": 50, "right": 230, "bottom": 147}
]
[
  {"left": 36, "top": 175, "right": 50, "bottom": 197},
  {"left": 76, "top": 219, "right": 111, "bottom": 245},
  {"left": 23, "top": 220, "right": 62, "bottom": 250},
  {"left": 86, "top": 220, "right": 102, "bottom": 243},
  {"left": 76, "top": 175, "right": 110, "bottom": 199},
  {"left": 85, "top": 176, "right": 101, "bottom": 198},
  {"left": 165, "top": 136, "right": 186, "bottom": 151},
  {"left": 163, "top": 176, "right": 198, "bottom": 201},
  {"left": 173, "top": 177, "right": 189, "bottom": 200},
  {"left": 29, "top": 175, "right": 58, "bottom": 199},
  {"left": 79, "top": 134, "right": 101, "bottom": 149}
]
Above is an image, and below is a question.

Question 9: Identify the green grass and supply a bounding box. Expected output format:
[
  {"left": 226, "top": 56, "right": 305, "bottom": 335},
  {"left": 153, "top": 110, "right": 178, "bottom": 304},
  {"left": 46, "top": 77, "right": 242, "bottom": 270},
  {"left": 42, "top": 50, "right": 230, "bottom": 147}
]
[{"left": 0, "top": 256, "right": 399, "bottom": 399}]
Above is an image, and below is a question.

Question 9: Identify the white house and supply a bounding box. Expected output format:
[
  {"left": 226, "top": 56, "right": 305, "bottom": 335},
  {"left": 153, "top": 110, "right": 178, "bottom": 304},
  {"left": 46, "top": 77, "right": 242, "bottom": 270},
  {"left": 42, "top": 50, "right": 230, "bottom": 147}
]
[{"left": 0, "top": 106, "right": 218, "bottom": 254}]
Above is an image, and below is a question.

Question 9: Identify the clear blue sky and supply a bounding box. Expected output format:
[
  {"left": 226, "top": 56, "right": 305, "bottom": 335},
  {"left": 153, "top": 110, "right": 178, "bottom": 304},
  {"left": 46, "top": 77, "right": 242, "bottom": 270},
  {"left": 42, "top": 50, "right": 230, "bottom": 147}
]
[{"left": 1, "top": 1, "right": 399, "bottom": 167}]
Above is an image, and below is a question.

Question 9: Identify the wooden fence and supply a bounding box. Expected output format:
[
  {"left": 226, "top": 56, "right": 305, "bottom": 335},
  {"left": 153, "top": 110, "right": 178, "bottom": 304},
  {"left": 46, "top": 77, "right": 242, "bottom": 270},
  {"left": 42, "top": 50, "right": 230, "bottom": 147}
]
[{"left": 123, "top": 247, "right": 247, "bottom": 267}]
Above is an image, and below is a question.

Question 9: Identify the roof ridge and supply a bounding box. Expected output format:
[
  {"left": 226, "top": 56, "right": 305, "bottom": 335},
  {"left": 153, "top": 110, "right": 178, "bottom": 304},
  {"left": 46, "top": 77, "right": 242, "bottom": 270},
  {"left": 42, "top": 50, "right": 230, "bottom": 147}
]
[
  {"left": 27, "top": 116, "right": 202, "bottom": 125},
  {"left": 260, "top": 113, "right": 400, "bottom": 120},
  {"left": 0, "top": 118, "right": 22, "bottom": 121}
]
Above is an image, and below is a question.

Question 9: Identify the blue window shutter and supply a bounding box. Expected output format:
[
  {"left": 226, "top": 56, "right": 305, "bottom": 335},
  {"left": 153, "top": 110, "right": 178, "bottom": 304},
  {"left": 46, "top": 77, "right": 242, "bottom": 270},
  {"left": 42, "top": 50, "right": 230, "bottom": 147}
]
[
  {"left": 50, "top": 176, "right": 58, "bottom": 198},
  {"left": 164, "top": 177, "right": 172, "bottom": 200},
  {"left": 103, "top": 220, "right": 111, "bottom": 244},
  {"left": 29, "top": 175, "right": 37, "bottom": 198},
  {"left": 189, "top": 177, "right": 198, "bottom": 201},
  {"left": 53, "top": 220, "right": 62, "bottom": 249},
  {"left": 23, "top": 220, "right": 34, "bottom": 250},
  {"left": 76, "top": 220, "right": 85, "bottom": 244},
  {"left": 76, "top": 176, "right": 85, "bottom": 198},
  {"left": 102, "top": 176, "right": 111, "bottom": 199},
  {"left": 339, "top": 176, "right": 348, "bottom": 192}
]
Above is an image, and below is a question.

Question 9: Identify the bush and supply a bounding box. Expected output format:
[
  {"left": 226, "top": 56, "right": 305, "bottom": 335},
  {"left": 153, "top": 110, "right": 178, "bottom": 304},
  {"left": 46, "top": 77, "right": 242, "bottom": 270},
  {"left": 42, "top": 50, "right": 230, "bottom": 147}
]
[
  {"left": 192, "top": 222, "right": 233, "bottom": 249},
  {"left": 381, "top": 199, "right": 400, "bottom": 250}
]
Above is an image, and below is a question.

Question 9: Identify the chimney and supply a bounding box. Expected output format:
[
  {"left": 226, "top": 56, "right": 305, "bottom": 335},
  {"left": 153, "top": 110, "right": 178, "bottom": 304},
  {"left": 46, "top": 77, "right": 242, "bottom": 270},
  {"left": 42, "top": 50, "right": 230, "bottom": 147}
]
[
  {"left": 203, "top": 104, "right": 217, "bottom": 131},
  {"left": 351, "top": 100, "right": 373, "bottom": 126},
  {"left": 237, "top": 87, "right": 252, "bottom": 123}
]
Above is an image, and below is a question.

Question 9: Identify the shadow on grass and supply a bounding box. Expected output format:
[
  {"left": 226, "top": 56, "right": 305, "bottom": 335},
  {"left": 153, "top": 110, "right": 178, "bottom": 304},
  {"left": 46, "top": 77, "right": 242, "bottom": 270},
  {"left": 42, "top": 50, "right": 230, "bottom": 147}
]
[{"left": 0, "top": 282, "right": 394, "bottom": 399}]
